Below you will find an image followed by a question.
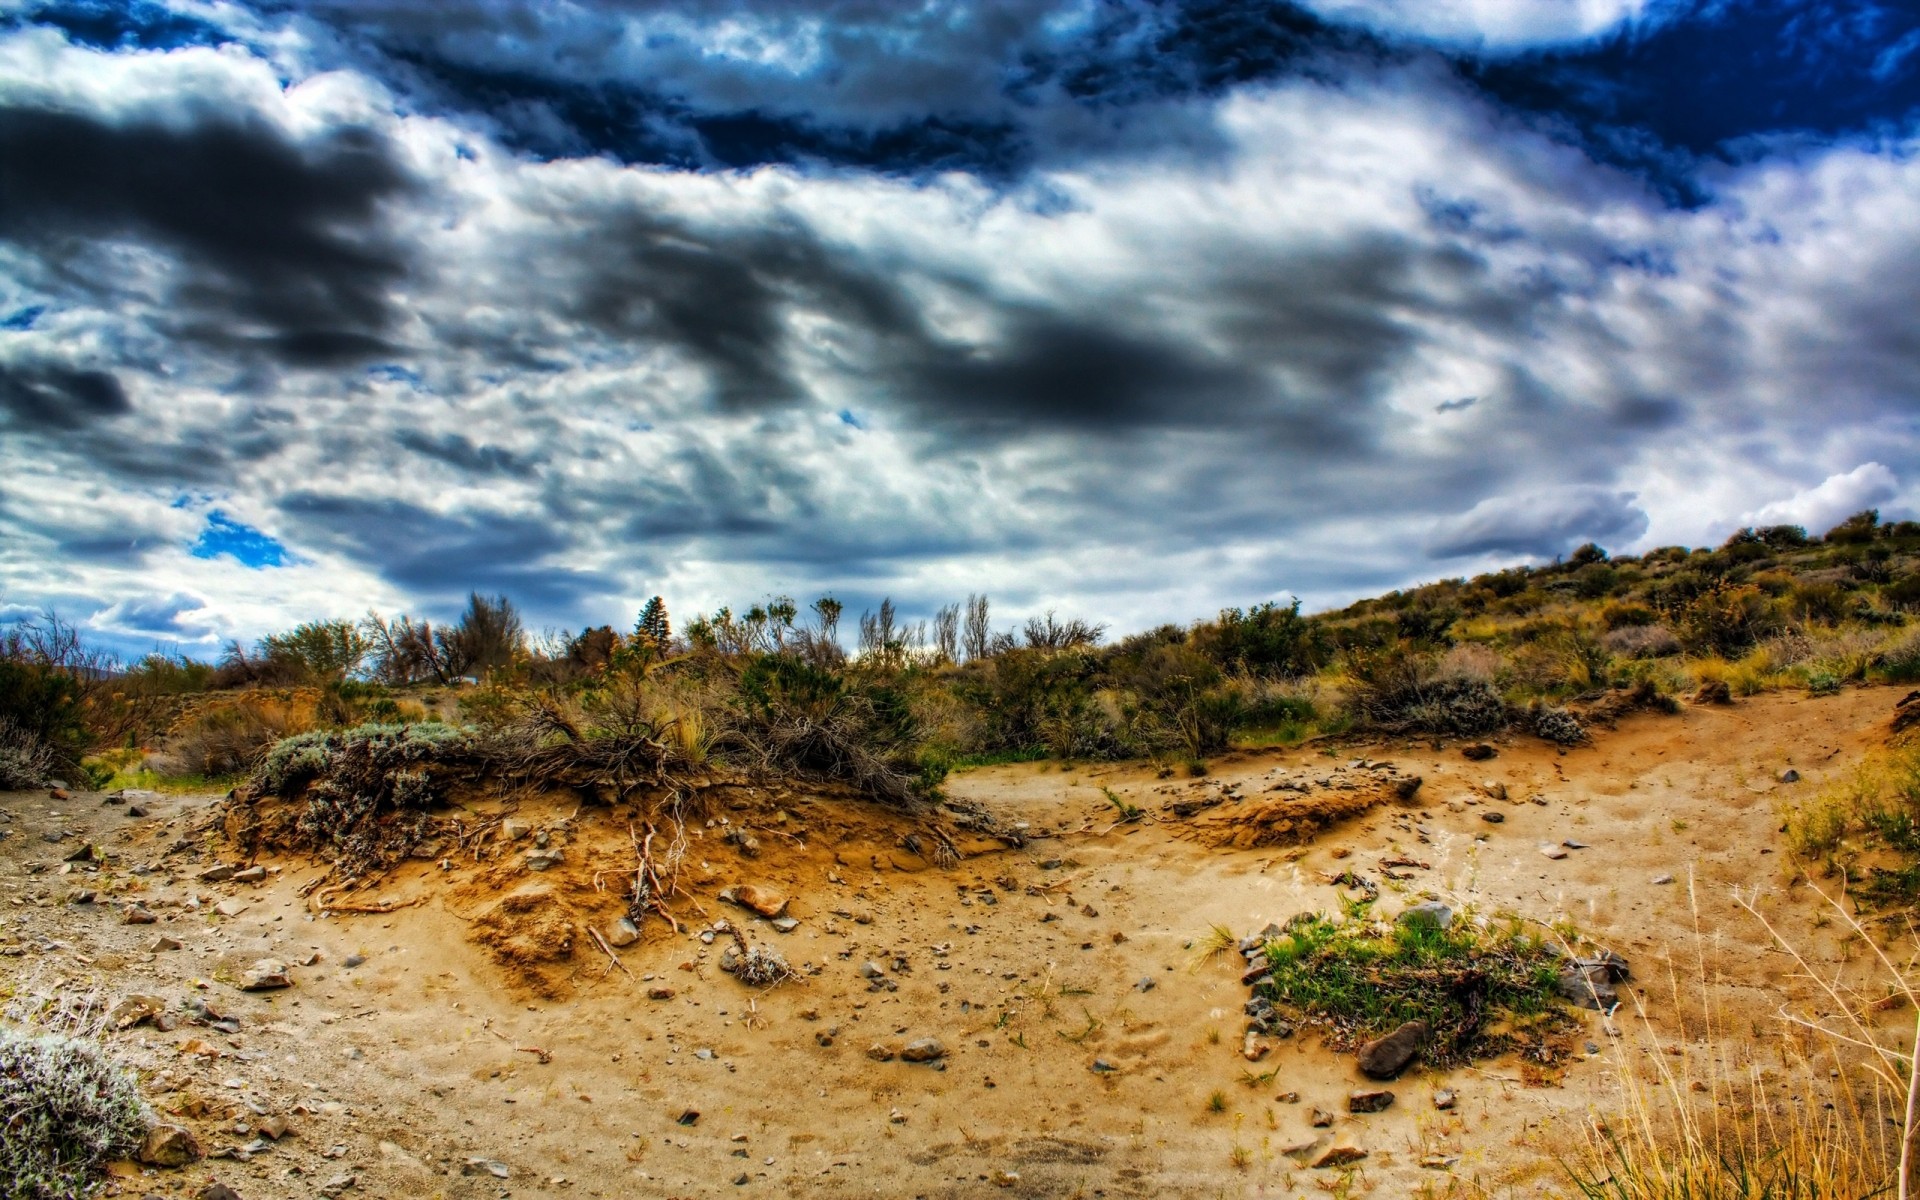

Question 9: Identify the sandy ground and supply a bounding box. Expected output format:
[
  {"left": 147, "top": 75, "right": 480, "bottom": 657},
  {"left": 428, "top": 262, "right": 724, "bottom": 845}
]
[{"left": 3, "top": 685, "right": 1914, "bottom": 1199}]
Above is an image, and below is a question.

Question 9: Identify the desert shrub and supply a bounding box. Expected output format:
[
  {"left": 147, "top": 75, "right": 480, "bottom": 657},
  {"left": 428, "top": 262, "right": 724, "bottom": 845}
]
[
  {"left": 1343, "top": 646, "right": 1506, "bottom": 736},
  {"left": 0, "top": 1027, "right": 151, "bottom": 1200},
  {"left": 1194, "top": 600, "right": 1329, "bottom": 678},
  {"left": 0, "top": 717, "right": 58, "bottom": 790},
  {"left": 1521, "top": 701, "right": 1587, "bottom": 746},
  {"left": 1872, "top": 629, "right": 1920, "bottom": 682},
  {"left": 1255, "top": 911, "right": 1567, "bottom": 1067},
  {"left": 729, "top": 655, "right": 933, "bottom": 803},
  {"left": 158, "top": 697, "right": 312, "bottom": 779},
  {"left": 0, "top": 660, "right": 87, "bottom": 772},
  {"left": 947, "top": 648, "right": 1113, "bottom": 759},
  {"left": 1599, "top": 600, "right": 1659, "bottom": 630},
  {"left": 253, "top": 721, "right": 479, "bottom": 877},
  {"left": 1882, "top": 573, "right": 1920, "bottom": 611},
  {"left": 1603, "top": 624, "right": 1680, "bottom": 659},
  {"left": 1823, "top": 508, "right": 1881, "bottom": 545},
  {"left": 1669, "top": 582, "right": 1775, "bottom": 656}
]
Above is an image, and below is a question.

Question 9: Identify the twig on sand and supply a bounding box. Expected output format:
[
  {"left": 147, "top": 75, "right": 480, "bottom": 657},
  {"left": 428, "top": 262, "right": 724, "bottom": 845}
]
[{"left": 588, "top": 925, "right": 634, "bottom": 982}]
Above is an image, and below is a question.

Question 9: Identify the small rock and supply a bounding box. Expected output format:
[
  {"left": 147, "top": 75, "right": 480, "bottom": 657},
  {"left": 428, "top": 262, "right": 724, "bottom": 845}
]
[
  {"left": 1347, "top": 1089, "right": 1394, "bottom": 1113},
  {"left": 198, "top": 1186, "right": 243, "bottom": 1200},
  {"left": 343, "top": 954, "right": 366, "bottom": 968},
  {"left": 64, "top": 842, "right": 98, "bottom": 863},
  {"left": 1242, "top": 1032, "right": 1271, "bottom": 1062},
  {"left": 256, "top": 1116, "right": 290, "bottom": 1140},
  {"left": 149, "top": 935, "right": 183, "bottom": 951},
  {"left": 606, "top": 918, "right": 640, "bottom": 948},
  {"left": 770, "top": 917, "right": 799, "bottom": 934},
  {"left": 1314, "top": 1144, "right": 1368, "bottom": 1169},
  {"left": 1433, "top": 1088, "right": 1456, "bottom": 1110},
  {"left": 1356, "top": 1020, "right": 1428, "bottom": 1079},
  {"left": 1276, "top": 1090, "right": 1299, "bottom": 1103},
  {"left": 1090, "top": 1058, "right": 1116, "bottom": 1074},
  {"left": 648, "top": 986, "right": 676, "bottom": 1001},
  {"left": 319, "top": 1175, "right": 355, "bottom": 1196},
  {"left": 499, "top": 820, "right": 532, "bottom": 842},
  {"left": 1134, "top": 976, "right": 1155, "bottom": 992},
  {"left": 733, "top": 1172, "right": 749, "bottom": 1186},
  {"left": 109, "top": 994, "right": 166, "bottom": 1030},
  {"left": 1398, "top": 902, "right": 1453, "bottom": 932},
  {"left": 1652, "top": 873, "right": 1674, "bottom": 885},
  {"left": 126, "top": 805, "right": 149, "bottom": 817},
  {"left": 1461, "top": 743, "right": 1496, "bottom": 761},
  {"left": 866, "top": 1043, "right": 896, "bottom": 1062},
  {"left": 523, "top": 849, "right": 563, "bottom": 871},
  {"left": 121, "top": 904, "right": 157, "bottom": 925},
  {"left": 199, "top": 865, "right": 235, "bottom": 883},
  {"left": 213, "top": 899, "right": 247, "bottom": 917},
  {"left": 1563, "top": 839, "right": 1590, "bottom": 850},
  {"left": 1540, "top": 844, "right": 1568, "bottom": 860},
  {"left": 1779, "top": 769, "right": 1800, "bottom": 784},
  {"left": 992, "top": 1170, "right": 1020, "bottom": 1187},
  {"left": 721, "top": 884, "right": 789, "bottom": 918},
  {"left": 889, "top": 1107, "right": 907, "bottom": 1124},
  {"left": 676, "top": 1110, "right": 699, "bottom": 1126},
  {"left": 901, "top": 1037, "right": 946, "bottom": 1063},
  {"left": 1309, "top": 1108, "right": 1335, "bottom": 1128},
  {"left": 1480, "top": 811, "right": 1505, "bottom": 824},
  {"left": 860, "top": 960, "right": 887, "bottom": 980},
  {"left": 232, "top": 866, "right": 267, "bottom": 884},
  {"left": 239, "top": 959, "right": 292, "bottom": 991},
  {"left": 138, "top": 1124, "right": 203, "bottom": 1167},
  {"left": 462, "top": 1158, "right": 511, "bottom": 1177}
]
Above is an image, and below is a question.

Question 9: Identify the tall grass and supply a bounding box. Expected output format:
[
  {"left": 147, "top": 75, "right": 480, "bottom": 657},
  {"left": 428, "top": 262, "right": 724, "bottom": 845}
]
[{"left": 1562, "top": 877, "right": 1913, "bottom": 1199}]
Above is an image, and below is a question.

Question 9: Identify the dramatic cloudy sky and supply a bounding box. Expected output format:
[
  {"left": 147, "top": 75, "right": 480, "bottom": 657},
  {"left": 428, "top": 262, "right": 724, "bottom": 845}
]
[{"left": 3, "top": 0, "right": 1920, "bottom": 655}]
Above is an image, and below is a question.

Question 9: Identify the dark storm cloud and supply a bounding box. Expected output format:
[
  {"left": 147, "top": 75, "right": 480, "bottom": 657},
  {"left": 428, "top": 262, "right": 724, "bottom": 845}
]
[
  {"left": 394, "top": 431, "right": 537, "bottom": 477},
  {"left": 0, "top": 360, "right": 130, "bottom": 428},
  {"left": 95, "top": 591, "right": 207, "bottom": 636},
  {"left": 277, "top": 493, "right": 619, "bottom": 613},
  {"left": 0, "top": 105, "right": 414, "bottom": 366}
]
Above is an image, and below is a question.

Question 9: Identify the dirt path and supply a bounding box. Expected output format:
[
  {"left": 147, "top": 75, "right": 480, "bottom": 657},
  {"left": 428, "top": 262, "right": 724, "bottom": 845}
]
[{"left": 2, "top": 686, "right": 1911, "bottom": 1199}]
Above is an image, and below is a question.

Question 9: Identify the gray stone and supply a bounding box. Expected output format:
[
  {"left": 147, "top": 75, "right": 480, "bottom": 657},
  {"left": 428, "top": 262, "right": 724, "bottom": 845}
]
[
  {"left": 1134, "top": 976, "right": 1156, "bottom": 992},
  {"left": 198, "top": 865, "right": 235, "bottom": 883},
  {"left": 1433, "top": 1089, "right": 1456, "bottom": 1110},
  {"left": 238, "top": 959, "right": 292, "bottom": 991},
  {"left": 462, "top": 1158, "right": 511, "bottom": 1178},
  {"left": 1356, "top": 1020, "right": 1428, "bottom": 1079},
  {"left": 1652, "top": 873, "right": 1674, "bottom": 885},
  {"left": 1558, "top": 964, "right": 1619, "bottom": 1010},
  {"left": 606, "top": 917, "right": 640, "bottom": 948},
  {"left": 770, "top": 917, "right": 799, "bottom": 934},
  {"left": 901, "top": 1037, "right": 946, "bottom": 1063},
  {"left": 232, "top": 866, "right": 267, "bottom": 884},
  {"left": 1779, "top": 769, "right": 1800, "bottom": 784},
  {"left": 343, "top": 954, "right": 365, "bottom": 968},
  {"left": 1398, "top": 902, "right": 1453, "bottom": 932},
  {"left": 1309, "top": 1107, "right": 1335, "bottom": 1127},
  {"left": 860, "top": 960, "right": 886, "bottom": 979},
  {"left": 1480, "top": 811, "right": 1505, "bottom": 824},
  {"left": 1540, "top": 844, "right": 1568, "bottom": 860},
  {"left": 149, "top": 935, "right": 183, "bottom": 951},
  {"left": 523, "top": 849, "right": 563, "bottom": 871}
]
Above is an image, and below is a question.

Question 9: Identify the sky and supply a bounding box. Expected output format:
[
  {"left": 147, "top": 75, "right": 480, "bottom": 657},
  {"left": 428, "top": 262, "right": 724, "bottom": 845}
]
[{"left": 3, "top": 0, "right": 1920, "bottom": 657}]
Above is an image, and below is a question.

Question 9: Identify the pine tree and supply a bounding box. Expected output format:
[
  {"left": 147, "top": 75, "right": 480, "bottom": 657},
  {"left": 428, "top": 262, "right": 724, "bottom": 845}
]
[{"left": 635, "top": 596, "right": 671, "bottom": 656}]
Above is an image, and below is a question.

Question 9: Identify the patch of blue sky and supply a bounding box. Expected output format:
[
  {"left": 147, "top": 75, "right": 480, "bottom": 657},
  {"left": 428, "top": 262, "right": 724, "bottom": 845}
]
[{"left": 190, "top": 510, "right": 291, "bottom": 569}]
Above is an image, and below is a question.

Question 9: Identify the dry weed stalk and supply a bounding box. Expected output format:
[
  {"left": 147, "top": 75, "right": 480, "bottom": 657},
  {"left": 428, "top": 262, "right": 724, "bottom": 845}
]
[{"left": 1564, "top": 872, "right": 1912, "bottom": 1199}]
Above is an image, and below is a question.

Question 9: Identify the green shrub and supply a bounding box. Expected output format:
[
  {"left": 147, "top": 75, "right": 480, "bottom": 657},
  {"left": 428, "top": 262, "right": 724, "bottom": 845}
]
[
  {"left": 0, "top": 1027, "right": 151, "bottom": 1200},
  {"left": 0, "top": 660, "right": 86, "bottom": 771}
]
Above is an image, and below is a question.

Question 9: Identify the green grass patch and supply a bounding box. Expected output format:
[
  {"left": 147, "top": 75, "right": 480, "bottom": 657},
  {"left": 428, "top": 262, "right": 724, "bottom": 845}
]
[{"left": 1257, "top": 910, "right": 1571, "bottom": 1068}]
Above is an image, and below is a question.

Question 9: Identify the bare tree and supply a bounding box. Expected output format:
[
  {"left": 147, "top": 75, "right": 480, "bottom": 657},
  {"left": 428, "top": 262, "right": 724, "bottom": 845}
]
[
  {"left": 1022, "top": 610, "right": 1107, "bottom": 653},
  {"left": 962, "top": 594, "right": 991, "bottom": 661},
  {"left": 932, "top": 603, "right": 959, "bottom": 664},
  {"left": 858, "top": 598, "right": 899, "bottom": 661}
]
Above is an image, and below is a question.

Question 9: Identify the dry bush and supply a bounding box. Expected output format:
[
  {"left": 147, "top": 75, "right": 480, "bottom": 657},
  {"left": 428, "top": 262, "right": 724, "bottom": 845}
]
[
  {"left": 1604, "top": 624, "right": 1682, "bottom": 659},
  {"left": 155, "top": 696, "right": 313, "bottom": 779},
  {"left": 1343, "top": 645, "right": 1507, "bottom": 736},
  {"left": 0, "top": 717, "right": 56, "bottom": 790},
  {"left": 0, "top": 977, "right": 151, "bottom": 1200}
]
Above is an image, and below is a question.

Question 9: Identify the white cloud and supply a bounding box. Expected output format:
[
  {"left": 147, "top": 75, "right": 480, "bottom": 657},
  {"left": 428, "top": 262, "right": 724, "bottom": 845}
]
[
  {"left": 1742, "top": 464, "right": 1902, "bottom": 537},
  {"left": 1292, "top": 0, "right": 1673, "bottom": 49}
]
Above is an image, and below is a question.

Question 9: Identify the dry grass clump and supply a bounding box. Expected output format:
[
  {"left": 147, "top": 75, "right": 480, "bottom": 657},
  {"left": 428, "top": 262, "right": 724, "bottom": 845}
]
[
  {"left": 0, "top": 716, "right": 57, "bottom": 789},
  {"left": 1780, "top": 740, "right": 1920, "bottom": 909},
  {"left": 154, "top": 694, "right": 314, "bottom": 779},
  {"left": 1564, "top": 882, "right": 1909, "bottom": 1200}
]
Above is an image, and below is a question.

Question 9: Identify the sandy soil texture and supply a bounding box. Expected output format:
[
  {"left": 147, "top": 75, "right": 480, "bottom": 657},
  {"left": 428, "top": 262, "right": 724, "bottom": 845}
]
[{"left": 2, "top": 686, "right": 1911, "bottom": 1198}]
